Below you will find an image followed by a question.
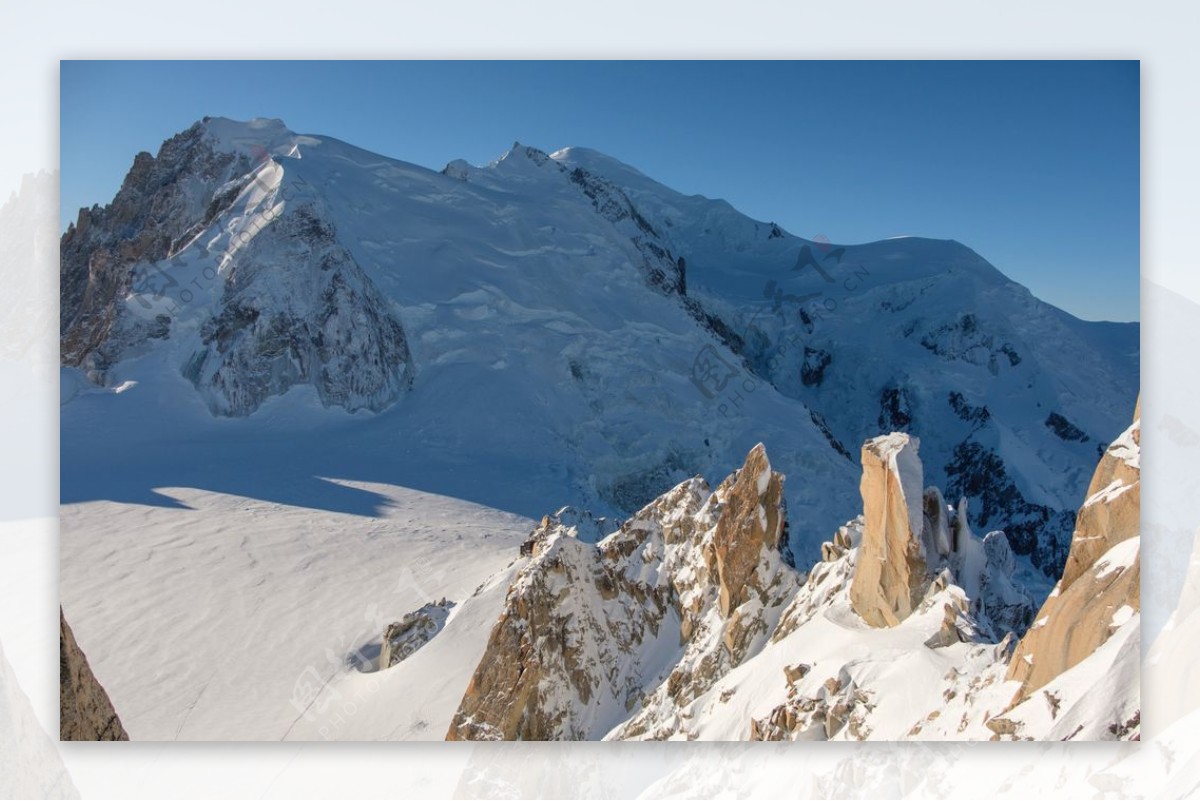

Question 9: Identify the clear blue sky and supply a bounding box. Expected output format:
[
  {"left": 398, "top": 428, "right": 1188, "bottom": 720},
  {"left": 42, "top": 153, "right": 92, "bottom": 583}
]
[{"left": 60, "top": 60, "right": 1140, "bottom": 321}]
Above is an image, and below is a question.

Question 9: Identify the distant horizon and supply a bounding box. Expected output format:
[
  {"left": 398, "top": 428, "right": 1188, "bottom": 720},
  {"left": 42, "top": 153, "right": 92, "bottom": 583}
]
[{"left": 60, "top": 61, "right": 1140, "bottom": 322}]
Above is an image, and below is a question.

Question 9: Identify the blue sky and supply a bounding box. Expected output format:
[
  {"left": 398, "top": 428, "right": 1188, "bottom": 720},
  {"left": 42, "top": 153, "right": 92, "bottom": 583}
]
[{"left": 60, "top": 60, "right": 1139, "bottom": 321}]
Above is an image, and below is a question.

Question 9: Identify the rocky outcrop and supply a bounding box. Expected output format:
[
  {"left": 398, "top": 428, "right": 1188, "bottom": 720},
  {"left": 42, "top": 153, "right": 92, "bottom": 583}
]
[
  {"left": 1007, "top": 403, "right": 1141, "bottom": 701},
  {"left": 61, "top": 117, "right": 415, "bottom": 417},
  {"left": 60, "top": 121, "right": 255, "bottom": 378},
  {"left": 379, "top": 599, "right": 454, "bottom": 670},
  {"left": 60, "top": 608, "right": 128, "bottom": 741},
  {"left": 446, "top": 444, "right": 800, "bottom": 741},
  {"left": 181, "top": 201, "right": 414, "bottom": 416},
  {"left": 942, "top": 437, "right": 1076, "bottom": 576},
  {"left": 850, "top": 434, "right": 930, "bottom": 627},
  {"left": 848, "top": 433, "right": 1034, "bottom": 636},
  {"left": 749, "top": 669, "right": 877, "bottom": 741}
]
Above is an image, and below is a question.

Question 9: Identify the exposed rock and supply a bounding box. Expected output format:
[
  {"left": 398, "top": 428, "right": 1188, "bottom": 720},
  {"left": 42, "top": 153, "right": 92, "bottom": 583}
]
[
  {"left": 447, "top": 444, "right": 800, "bottom": 741},
  {"left": 848, "top": 433, "right": 1034, "bottom": 636},
  {"left": 1045, "top": 411, "right": 1090, "bottom": 443},
  {"left": 877, "top": 386, "right": 913, "bottom": 431},
  {"left": 60, "top": 608, "right": 128, "bottom": 741},
  {"left": 783, "top": 662, "right": 811, "bottom": 685},
  {"left": 565, "top": 164, "right": 684, "bottom": 297},
  {"left": 821, "top": 540, "right": 845, "bottom": 563},
  {"left": 948, "top": 391, "right": 991, "bottom": 429},
  {"left": 60, "top": 121, "right": 254, "bottom": 377},
  {"left": 800, "top": 346, "right": 832, "bottom": 387},
  {"left": 61, "top": 118, "right": 415, "bottom": 417},
  {"left": 924, "top": 601, "right": 969, "bottom": 649},
  {"left": 943, "top": 437, "right": 1076, "bottom": 576},
  {"left": 182, "top": 201, "right": 414, "bottom": 416},
  {"left": 985, "top": 715, "right": 1019, "bottom": 738},
  {"left": 380, "top": 599, "right": 454, "bottom": 670},
  {"left": 749, "top": 670, "right": 875, "bottom": 742},
  {"left": 850, "top": 434, "right": 929, "bottom": 627},
  {"left": 1007, "top": 403, "right": 1141, "bottom": 701}
]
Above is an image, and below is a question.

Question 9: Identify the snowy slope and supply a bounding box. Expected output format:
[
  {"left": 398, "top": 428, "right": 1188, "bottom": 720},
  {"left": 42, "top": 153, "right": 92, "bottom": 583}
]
[{"left": 59, "top": 472, "right": 533, "bottom": 741}]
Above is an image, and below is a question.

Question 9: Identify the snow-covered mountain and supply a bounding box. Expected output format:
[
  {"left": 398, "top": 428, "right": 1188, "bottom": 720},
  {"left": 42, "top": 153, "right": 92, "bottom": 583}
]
[
  {"left": 60, "top": 117, "right": 1137, "bottom": 576},
  {"left": 59, "top": 118, "right": 1139, "bottom": 742}
]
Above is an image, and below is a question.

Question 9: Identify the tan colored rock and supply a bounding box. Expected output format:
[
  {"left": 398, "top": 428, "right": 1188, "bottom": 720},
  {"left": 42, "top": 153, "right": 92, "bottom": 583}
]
[
  {"left": 447, "top": 443, "right": 799, "bottom": 741},
  {"left": 923, "top": 603, "right": 960, "bottom": 649},
  {"left": 1007, "top": 403, "right": 1140, "bottom": 701},
  {"left": 784, "top": 663, "right": 811, "bottom": 685},
  {"left": 986, "top": 715, "right": 1019, "bottom": 738},
  {"left": 850, "top": 434, "right": 930, "bottom": 627},
  {"left": 60, "top": 608, "right": 128, "bottom": 741},
  {"left": 709, "top": 443, "right": 792, "bottom": 661},
  {"left": 1060, "top": 419, "right": 1140, "bottom": 589},
  {"left": 379, "top": 599, "right": 453, "bottom": 670}
]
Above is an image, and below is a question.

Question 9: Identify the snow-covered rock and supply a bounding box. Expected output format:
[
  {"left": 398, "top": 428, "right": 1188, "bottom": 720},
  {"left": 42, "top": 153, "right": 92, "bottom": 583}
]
[
  {"left": 379, "top": 599, "right": 454, "bottom": 670},
  {"left": 447, "top": 444, "right": 799, "bottom": 740},
  {"left": 848, "top": 434, "right": 1034, "bottom": 635},
  {"left": 1007, "top": 401, "right": 1141, "bottom": 704},
  {"left": 180, "top": 198, "right": 414, "bottom": 416},
  {"left": 61, "top": 117, "right": 414, "bottom": 417}
]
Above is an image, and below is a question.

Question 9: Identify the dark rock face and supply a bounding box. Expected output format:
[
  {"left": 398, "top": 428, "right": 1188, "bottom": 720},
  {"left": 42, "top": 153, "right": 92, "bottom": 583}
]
[
  {"left": 182, "top": 203, "right": 414, "bottom": 416},
  {"left": 800, "top": 346, "right": 831, "bottom": 387},
  {"left": 565, "top": 165, "right": 684, "bottom": 294},
  {"left": 60, "top": 609, "right": 128, "bottom": 741},
  {"left": 1045, "top": 411, "right": 1090, "bottom": 442},
  {"left": 944, "top": 439, "right": 1074, "bottom": 574},
  {"left": 948, "top": 391, "right": 991, "bottom": 429},
  {"left": 877, "top": 386, "right": 913, "bottom": 431},
  {"left": 60, "top": 122, "right": 253, "bottom": 378},
  {"left": 809, "top": 409, "right": 852, "bottom": 461},
  {"left": 60, "top": 121, "right": 415, "bottom": 417},
  {"left": 918, "top": 313, "right": 1021, "bottom": 376}
]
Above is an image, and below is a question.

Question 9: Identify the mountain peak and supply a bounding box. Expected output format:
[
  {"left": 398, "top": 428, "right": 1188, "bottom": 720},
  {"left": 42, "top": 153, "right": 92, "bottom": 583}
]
[
  {"left": 198, "top": 116, "right": 304, "bottom": 161},
  {"left": 549, "top": 146, "right": 651, "bottom": 182},
  {"left": 492, "top": 141, "right": 552, "bottom": 168}
]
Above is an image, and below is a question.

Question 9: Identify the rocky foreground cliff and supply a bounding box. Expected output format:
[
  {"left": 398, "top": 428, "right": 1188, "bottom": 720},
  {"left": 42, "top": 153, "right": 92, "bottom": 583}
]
[
  {"left": 60, "top": 608, "right": 128, "bottom": 741},
  {"left": 447, "top": 444, "right": 799, "bottom": 740},
  {"left": 994, "top": 401, "right": 1141, "bottom": 737},
  {"left": 440, "top": 419, "right": 1139, "bottom": 741}
]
